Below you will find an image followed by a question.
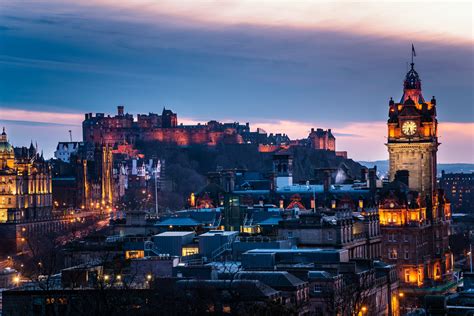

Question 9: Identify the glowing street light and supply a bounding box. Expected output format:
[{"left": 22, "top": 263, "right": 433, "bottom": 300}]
[
  {"left": 104, "top": 275, "right": 110, "bottom": 281},
  {"left": 361, "top": 306, "right": 367, "bottom": 314},
  {"left": 146, "top": 274, "right": 152, "bottom": 281},
  {"left": 399, "top": 292, "right": 404, "bottom": 298}
]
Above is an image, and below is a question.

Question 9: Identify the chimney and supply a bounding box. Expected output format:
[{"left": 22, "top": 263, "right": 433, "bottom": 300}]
[
  {"left": 361, "top": 168, "right": 368, "bottom": 181},
  {"left": 395, "top": 170, "right": 409, "bottom": 187},
  {"left": 223, "top": 171, "right": 235, "bottom": 193},
  {"left": 85, "top": 113, "right": 89, "bottom": 120},
  {"left": 323, "top": 170, "right": 331, "bottom": 193},
  {"left": 117, "top": 105, "right": 124, "bottom": 116},
  {"left": 368, "top": 167, "right": 377, "bottom": 194}
]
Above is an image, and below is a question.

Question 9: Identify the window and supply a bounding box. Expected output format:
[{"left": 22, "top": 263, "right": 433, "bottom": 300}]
[
  {"left": 404, "top": 249, "right": 409, "bottom": 259},
  {"left": 389, "top": 248, "right": 398, "bottom": 259},
  {"left": 313, "top": 285, "right": 322, "bottom": 293},
  {"left": 404, "top": 234, "right": 409, "bottom": 242},
  {"left": 388, "top": 233, "right": 397, "bottom": 242},
  {"left": 405, "top": 270, "right": 411, "bottom": 283},
  {"left": 327, "top": 231, "right": 333, "bottom": 241}
]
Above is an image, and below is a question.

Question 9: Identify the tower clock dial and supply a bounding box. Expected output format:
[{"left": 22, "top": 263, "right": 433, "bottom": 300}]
[{"left": 402, "top": 121, "right": 417, "bottom": 136}]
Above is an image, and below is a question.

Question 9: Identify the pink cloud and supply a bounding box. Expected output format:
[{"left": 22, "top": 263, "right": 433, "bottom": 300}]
[
  {"left": 0, "top": 108, "right": 83, "bottom": 126},
  {"left": 61, "top": 0, "right": 473, "bottom": 45},
  {"left": 1, "top": 109, "right": 471, "bottom": 163},
  {"left": 249, "top": 119, "right": 474, "bottom": 163}
]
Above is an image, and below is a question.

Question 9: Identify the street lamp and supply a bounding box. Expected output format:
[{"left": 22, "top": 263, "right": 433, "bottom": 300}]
[
  {"left": 361, "top": 306, "right": 367, "bottom": 314},
  {"left": 469, "top": 244, "right": 473, "bottom": 273}
]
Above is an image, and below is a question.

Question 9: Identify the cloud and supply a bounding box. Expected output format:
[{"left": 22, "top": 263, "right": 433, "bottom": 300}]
[
  {"left": 17, "top": 0, "right": 470, "bottom": 44},
  {"left": 0, "top": 0, "right": 472, "bottom": 162},
  {"left": 246, "top": 119, "right": 474, "bottom": 163},
  {"left": 0, "top": 108, "right": 83, "bottom": 126},
  {"left": 0, "top": 119, "right": 77, "bottom": 127},
  {"left": 1, "top": 107, "right": 472, "bottom": 163}
]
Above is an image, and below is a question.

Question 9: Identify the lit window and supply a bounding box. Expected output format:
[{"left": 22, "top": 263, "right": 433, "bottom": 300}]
[
  {"left": 405, "top": 270, "right": 410, "bottom": 283},
  {"left": 389, "top": 248, "right": 398, "bottom": 259}
]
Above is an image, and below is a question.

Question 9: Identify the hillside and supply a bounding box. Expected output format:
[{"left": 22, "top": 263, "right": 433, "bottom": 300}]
[{"left": 135, "top": 141, "right": 364, "bottom": 209}]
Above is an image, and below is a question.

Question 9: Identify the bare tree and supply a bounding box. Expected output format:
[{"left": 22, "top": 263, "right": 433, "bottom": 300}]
[{"left": 323, "top": 269, "right": 375, "bottom": 316}]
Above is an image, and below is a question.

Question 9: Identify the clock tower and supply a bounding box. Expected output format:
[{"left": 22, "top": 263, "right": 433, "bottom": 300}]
[{"left": 387, "top": 61, "right": 438, "bottom": 200}]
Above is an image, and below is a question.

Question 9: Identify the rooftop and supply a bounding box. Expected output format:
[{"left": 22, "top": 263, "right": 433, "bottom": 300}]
[
  {"left": 200, "top": 230, "right": 239, "bottom": 237},
  {"left": 155, "top": 231, "right": 196, "bottom": 237}
]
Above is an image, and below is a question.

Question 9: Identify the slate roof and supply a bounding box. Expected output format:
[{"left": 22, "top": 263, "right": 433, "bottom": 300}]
[
  {"left": 155, "top": 217, "right": 200, "bottom": 227},
  {"left": 235, "top": 271, "right": 306, "bottom": 289},
  {"left": 175, "top": 279, "right": 280, "bottom": 300},
  {"left": 307, "top": 271, "right": 334, "bottom": 280}
]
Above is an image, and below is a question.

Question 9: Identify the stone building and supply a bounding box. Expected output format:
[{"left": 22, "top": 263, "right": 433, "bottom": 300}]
[
  {"left": 54, "top": 141, "right": 82, "bottom": 163},
  {"left": 439, "top": 171, "right": 474, "bottom": 213},
  {"left": 386, "top": 62, "right": 438, "bottom": 200},
  {"left": 82, "top": 106, "right": 245, "bottom": 147},
  {"left": 307, "top": 128, "right": 336, "bottom": 151},
  {"left": 379, "top": 59, "right": 453, "bottom": 304},
  {"left": 278, "top": 210, "right": 382, "bottom": 260},
  {"left": 0, "top": 128, "right": 58, "bottom": 254},
  {"left": 0, "top": 128, "right": 52, "bottom": 223}
]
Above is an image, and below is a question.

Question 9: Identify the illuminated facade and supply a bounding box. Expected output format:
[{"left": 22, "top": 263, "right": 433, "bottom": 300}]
[
  {"left": 83, "top": 106, "right": 245, "bottom": 147},
  {"left": 76, "top": 144, "right": 114, "bottom": 211},
  {"left": 307, "top": 128, "right": 335, "bottom": 151},
  {"left": 0, "top": 128, "right": 52, "bottom": 223},
  {"left": 386, "top": 62, "right": 438, "bottom": 199},
  {"left": 379, "top": 60, "right": 453, "bottom": 299}
]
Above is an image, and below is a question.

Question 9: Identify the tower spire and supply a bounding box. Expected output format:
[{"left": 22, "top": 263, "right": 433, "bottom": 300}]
[{"left": 411, "top": 44, "right": 416, "bottom": 67}]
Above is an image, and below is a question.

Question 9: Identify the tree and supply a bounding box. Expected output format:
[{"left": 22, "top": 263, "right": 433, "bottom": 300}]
[{"left": 324, "top": 269, "right": 375, "bottom": 316}]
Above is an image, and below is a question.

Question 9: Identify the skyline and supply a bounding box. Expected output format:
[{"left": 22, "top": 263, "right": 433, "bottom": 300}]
[{"left": 0, "top": 0, "right": 473, "bottom": 162}]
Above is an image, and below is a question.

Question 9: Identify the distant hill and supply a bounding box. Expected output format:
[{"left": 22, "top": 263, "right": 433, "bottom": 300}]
[
  {"left": 359, "top": 160, "right": 474, "bottom": 177},
  {"left": 134, "top": 141, "right": 365, "bottom": 209}
]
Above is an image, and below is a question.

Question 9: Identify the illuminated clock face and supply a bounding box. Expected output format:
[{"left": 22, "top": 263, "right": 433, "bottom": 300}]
[{"left": 402, "top": 121, "right": 417, "bottom": 136}]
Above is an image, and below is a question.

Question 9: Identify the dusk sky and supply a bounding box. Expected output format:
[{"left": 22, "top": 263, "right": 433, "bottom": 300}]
[{"left": 0, "top": 1, "right": 472, "bottom": 162}]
